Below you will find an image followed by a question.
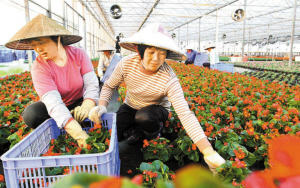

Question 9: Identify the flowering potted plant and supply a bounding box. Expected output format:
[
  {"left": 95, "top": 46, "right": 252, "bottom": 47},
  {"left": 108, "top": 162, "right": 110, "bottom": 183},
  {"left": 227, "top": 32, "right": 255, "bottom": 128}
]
[{"left": 141, "top": 138, "right": 173, "bottom": 162}]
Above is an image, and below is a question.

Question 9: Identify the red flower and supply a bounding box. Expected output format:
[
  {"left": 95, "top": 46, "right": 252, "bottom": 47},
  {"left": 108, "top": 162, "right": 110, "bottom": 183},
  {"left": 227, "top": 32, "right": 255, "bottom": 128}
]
[
  {"left": 0, "top": 174, "right": 4, "bottom": 182},
  {"left": 127, "top": 169, "right": 132, "bottom": 174}
]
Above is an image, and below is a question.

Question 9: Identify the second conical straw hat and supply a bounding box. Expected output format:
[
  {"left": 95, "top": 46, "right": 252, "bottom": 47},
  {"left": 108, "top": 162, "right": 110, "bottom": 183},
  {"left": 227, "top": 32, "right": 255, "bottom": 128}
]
[{"left": 5, "top": 14, "right": 82, "bottom": 50}]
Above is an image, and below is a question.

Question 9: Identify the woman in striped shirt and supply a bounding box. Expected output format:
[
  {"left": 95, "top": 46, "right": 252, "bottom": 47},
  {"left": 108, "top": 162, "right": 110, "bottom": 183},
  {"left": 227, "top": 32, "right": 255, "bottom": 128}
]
[{"left": 89, "top": 23, "right": 225, "bottom": 174}]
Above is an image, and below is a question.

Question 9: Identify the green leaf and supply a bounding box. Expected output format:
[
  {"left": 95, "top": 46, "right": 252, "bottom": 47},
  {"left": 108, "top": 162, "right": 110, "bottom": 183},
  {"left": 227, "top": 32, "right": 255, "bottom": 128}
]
[
  {"left": 151, "top": 160, "right": 163, "bottom": 171},
  {"left": 156, "top": 144, "right": 164, "bottom": 149},
  {"left": 258, "top": 145, "right": 268, "bottom": 155},
  {"left": 140, "top": 162, "right": 156, "bottom": 172},
  {"left": 188, "top": 152, "right": 199, "bottom": 162},
  {"left": 232, "top": 168, "right": 243, "bottom": 175},
  {"left": 159, "top": 148, "right": 168, "bottom": 155},
  {"left": 181, "top": 141, "right": 192, "bottom": 155},
  {"left": 49, "top": 167, "right": 62, "bottom": 175},
  {"left": 215, "top": 140, "right": 224, "bottom": 150},
  {"left": 244, "top": 152, "right": 256, "bottom": 166}
]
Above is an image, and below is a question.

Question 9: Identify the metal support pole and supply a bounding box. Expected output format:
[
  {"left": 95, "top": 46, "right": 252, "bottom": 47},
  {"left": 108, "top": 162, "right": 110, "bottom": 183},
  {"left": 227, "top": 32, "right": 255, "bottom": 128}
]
[
  {"left": 24, "top": 0, "right": 33, "bottom": 71},
  {"left": 178, "top": 27, "right": 180, "bottom": 48},
  {"left": 289, "top": 0, "right": 297, "bottom": 66},
  {"left": 199, "top": 18, "right": 201, "bottom": 51},
  {"left": 62, "top": 0, "right": 66, "bottom": 27},
  {"left": 48, "top": 0, "right": 51, "bottom": 18},
  {"left": 267, "top": 25, "right": 270, "bottom": 57},
  {"left": 248, "top": 29, "right": 250, "bottom": 55},
  {"left": 241, "top": 0, "right": 246, "bottom": 60},
  {"left": 215, "top": 9, "right": 219, "bottom": 53},
  {"left": 82, "top": 4, "right": 87, "bottom": 50},
  {"left": 187, "top": 24, "right": 188, "bottom": 46}
]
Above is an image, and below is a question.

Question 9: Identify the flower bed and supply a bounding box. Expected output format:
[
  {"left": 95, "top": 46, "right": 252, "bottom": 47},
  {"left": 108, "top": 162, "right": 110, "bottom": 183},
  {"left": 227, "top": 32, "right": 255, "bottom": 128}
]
[
  {"left": 241, "top": 71, "right": 300, "bottom": 87},
  {"left": 228, "top": 61, "right": 300, "bottom": 74},
  {"left": 118, "top": 61, "right": 300, "bottom": 186}
]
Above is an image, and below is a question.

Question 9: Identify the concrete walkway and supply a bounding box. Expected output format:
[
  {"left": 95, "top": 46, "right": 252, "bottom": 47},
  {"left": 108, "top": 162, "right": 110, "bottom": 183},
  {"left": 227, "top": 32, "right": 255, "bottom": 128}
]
[{"left": 233, "top": 67, "right": 255, "bottom": 74}]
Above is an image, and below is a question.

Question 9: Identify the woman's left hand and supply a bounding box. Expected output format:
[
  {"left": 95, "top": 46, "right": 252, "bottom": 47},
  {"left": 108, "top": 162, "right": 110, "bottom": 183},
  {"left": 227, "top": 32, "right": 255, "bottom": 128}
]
[
  {"left": 202, "top": 146, "right": 226, "bottom": 176},
  {"left": 71, "top": 99, "right": 95, "bottom": 123},
  {"left": 71, "top": 106, "right": 90, "bottom": 123}
]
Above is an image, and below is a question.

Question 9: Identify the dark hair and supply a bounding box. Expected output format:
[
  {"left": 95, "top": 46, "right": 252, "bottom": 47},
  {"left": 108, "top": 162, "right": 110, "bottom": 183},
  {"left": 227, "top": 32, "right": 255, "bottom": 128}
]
[
  {"left": 116, "top": 36, "right": 120, "bottom": 40},
  {"left": 50, "top": 36, "right": 64, "bottom": 45},
  {"left": 137, "top": 45, "right": 170, "bottom": 59},
  {"left": 25, "top": 36, "right": 64, "bottom": 45}
]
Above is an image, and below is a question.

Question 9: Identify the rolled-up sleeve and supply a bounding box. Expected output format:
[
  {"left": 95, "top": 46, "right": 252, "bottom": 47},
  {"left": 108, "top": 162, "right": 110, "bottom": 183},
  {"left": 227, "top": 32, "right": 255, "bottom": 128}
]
[{"left": 83, "top": 71, "right": 100, "bottom": 105}]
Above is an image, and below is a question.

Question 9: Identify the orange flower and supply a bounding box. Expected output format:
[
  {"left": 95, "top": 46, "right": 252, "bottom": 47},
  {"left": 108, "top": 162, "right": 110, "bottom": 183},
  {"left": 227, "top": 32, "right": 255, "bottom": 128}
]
[{"left": 0, "top": 174, "right": 4, "bottom": 182}]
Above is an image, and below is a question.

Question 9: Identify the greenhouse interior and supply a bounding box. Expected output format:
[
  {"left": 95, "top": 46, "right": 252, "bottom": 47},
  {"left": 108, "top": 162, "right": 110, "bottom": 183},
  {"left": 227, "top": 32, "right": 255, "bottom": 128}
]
[{"left": 0, "top": 0, "right": 300, "bottom": 187}]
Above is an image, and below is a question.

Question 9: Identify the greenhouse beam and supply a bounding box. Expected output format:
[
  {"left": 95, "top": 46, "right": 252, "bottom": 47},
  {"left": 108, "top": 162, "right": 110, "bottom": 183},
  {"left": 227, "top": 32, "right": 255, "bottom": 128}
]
[
  {"left": 241, "top": 0, "right": 246, "bottom": 60},
  {"left": 138, "top": 0, "right": 160, "bottom": 31},
  {"left": 289, "top": 0, "right": 297, "bottom": 66}
]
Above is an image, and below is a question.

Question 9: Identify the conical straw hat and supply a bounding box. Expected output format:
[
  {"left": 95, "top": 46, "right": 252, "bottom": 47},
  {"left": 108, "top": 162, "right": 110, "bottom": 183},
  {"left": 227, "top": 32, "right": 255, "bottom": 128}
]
[
  {"left": 5, "top": 14, "right": 82, "bottom": 50},
  {"left": 204, "top": 44, "right": 216, "bottom": 50},
  {"left": 97, "top": 43, "right": 115, "bottom": 52},
  {"left": 120, "top": 22, "right": 187, "bottom": 60}
]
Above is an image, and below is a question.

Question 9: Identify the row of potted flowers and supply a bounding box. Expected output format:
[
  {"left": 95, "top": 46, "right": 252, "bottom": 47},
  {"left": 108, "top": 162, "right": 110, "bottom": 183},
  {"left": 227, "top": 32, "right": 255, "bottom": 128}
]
[
  {"left": 241, "top": 71, "right": 300, "bottom": 87},
  {"left": 227, "top": 61, "right": 300, "bottom": 74}
]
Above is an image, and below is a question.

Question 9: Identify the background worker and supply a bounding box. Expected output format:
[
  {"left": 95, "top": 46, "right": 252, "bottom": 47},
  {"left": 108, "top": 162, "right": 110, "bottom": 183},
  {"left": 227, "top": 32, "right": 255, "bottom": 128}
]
[
  {"left": 115, "top": 36, "right": 121, "bottom": 56},
  {"left": 185, "top": 45, "right": 197, "bottom": 65},
  {"left": 5, "top": 14, "right": 99, "bottom": 148},
  {"left": 88, "top": 22, "right": 225, "bottom": 175},
  {"left": 203, "top": 44, "right": 219, "bottom": 69},
  {"left": 97, "top": 43, "right": 115, "bottom": 81}
]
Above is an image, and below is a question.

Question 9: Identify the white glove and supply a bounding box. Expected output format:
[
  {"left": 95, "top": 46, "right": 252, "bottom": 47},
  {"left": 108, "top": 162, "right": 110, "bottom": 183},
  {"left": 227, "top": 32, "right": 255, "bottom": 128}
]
[
  {"left": 88, "top": 105, "right": 107, "bottom": 124},
  {"left": 100, "top": 76, "right": 104, "bottom": 81},
  {"left": 204, "top": 151, "right": 226, "bottom": 176},
  {"left": 64, "top": 120, "right": 90, "bottom": 148}
]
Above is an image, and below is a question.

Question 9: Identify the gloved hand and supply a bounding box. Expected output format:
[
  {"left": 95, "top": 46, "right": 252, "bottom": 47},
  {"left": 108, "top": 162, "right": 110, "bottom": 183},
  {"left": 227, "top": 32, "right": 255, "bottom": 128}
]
[
  {"left": 202, "top": 146, "right": 226, "bottom": 176},
  {"left": 100, "top": 75, "right": 104, "bottom": 81},
  {"left": 71, "top": 99, "right": 96, "bottom": 123},
  {"left": 64, "top": 119, "right": 90, "bottom": 148},
  {"left": 88, "top": 105, "right": 107, "bottom": 124}
]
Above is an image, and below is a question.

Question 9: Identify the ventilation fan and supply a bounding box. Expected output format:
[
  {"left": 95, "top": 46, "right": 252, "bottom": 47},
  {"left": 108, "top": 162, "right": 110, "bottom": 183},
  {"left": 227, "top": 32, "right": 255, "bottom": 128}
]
[
  {"left": 110, "top": 4, "right": 122, "bottom": 19},
  {"left": 171, "top": 33, "right": 176, "bottom": 38},
  {"left": 231, "top": 9, "right": 245, "bottom": 22},
  {"left": 269, "top": 38, "right": 278, "bottom": 44},
  {"left": 222, "top": 34, "right": 226, "bottom": 39},
  {"left": 269, "top": 35, "right": 273, "bottom": 40}
]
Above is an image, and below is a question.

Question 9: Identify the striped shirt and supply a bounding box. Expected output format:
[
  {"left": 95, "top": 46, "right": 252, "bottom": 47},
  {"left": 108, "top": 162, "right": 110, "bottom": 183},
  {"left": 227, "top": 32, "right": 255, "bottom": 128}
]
[{"left": 100, "top": 54, "right": 206, "bottom": 144}]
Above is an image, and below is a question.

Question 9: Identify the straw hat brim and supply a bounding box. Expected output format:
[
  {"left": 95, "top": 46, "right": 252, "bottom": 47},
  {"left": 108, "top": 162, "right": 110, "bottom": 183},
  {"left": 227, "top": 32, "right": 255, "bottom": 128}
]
[
  {"left": 5, "top": 35, "right": 82, "bottom": 50},
  {"left": 204, "top": 45, "right": 216, "bottom": 50},
  {"left": 5, "top": 14, "right": 82, "bottom": 50},
  {"left": 97, "top": 44, "right": 115, "bottom": 52},
  {"left": 120, "top": 30, "right": 187, "bottom": 60}
]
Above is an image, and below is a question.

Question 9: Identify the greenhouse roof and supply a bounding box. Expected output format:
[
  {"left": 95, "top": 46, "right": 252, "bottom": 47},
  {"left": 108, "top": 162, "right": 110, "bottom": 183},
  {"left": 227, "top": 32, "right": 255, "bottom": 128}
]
[{"left": 83, "top": 0, "right": 300, "bottom": 44}]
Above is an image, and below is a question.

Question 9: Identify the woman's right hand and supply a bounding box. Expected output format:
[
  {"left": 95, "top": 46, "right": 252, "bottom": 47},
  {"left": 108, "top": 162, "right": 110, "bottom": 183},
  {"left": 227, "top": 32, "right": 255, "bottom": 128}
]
[{"left": 88, "top": 105, "right": 107, "bottom": 124}]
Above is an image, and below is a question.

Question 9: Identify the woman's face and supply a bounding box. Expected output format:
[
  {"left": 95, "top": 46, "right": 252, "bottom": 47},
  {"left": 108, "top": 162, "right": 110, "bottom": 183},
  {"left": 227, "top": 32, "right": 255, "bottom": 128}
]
[
  {"left": 142, "top": 47, "right": 167, "bottom": 72},
  {"left": 29, "top": 37, "right": 58, "bottom": 60},
  {"left": 103, "top": 51, "right": 111, "bottom": 57}
]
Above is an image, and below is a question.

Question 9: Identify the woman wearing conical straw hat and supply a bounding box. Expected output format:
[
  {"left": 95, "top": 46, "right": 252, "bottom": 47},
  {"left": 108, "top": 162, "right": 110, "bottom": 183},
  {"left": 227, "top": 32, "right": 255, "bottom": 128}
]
[
  {"left": 97, "top": 43, "right": 115, "bottom": 81},
  {"left": 5, "top": 14, "right": 99, "bottom": 148},
  {"left": 88, "top": 22, "right": 225, "bottom": 174}
]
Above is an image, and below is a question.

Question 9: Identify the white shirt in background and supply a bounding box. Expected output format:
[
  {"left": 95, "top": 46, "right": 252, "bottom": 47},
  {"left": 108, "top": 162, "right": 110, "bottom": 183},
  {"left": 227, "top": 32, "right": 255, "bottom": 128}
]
[
  {"left": 98, "top": 53, "right": 113, "bottom": 78},
  {"left": 209, "top": 48, "right": 220, "bottom": 64}
]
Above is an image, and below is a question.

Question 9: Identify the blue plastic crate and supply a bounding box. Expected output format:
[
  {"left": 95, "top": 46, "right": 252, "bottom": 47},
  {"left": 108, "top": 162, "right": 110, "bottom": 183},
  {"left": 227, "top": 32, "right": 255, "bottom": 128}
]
[
  {"left": 210, "top": 63, "right": 234, "bottom": 73},
  {"left": 1, "top": 113, "right": 120, "bottom": 188}
]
